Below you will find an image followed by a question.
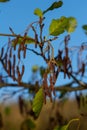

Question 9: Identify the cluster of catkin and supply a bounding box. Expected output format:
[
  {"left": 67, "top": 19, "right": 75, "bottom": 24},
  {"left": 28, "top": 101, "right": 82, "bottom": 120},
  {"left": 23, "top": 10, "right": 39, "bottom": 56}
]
[{"left": 0, "top": 37, "right": 26, "bottom": 84}]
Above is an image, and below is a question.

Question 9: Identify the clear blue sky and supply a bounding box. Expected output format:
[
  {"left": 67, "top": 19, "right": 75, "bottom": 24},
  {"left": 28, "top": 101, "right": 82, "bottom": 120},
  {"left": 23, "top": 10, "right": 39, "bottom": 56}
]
[{"left": 0, "top": 0, "right": 87, "bottom": 85}]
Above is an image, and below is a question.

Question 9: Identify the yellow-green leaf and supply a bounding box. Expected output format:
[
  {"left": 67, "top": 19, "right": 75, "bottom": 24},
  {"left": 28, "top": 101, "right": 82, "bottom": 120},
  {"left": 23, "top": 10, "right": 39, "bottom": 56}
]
[
  {"left": 34, "top": 8, "right": 43, "bottom": 17},
  {"left": 49, "top": 16, "right": 68, "bottom": 36},
  {"left": 66, "top": 17, "right": 77, "bottom": 33},
  {"left": 32, "top": 88, "right": 44, "bottom": 117},
  {"left": 54, "top": 118, "right": 79, "bottom": 130},
  {"left": 82, "top": 25, "right": 87, "bottom": 35},
  {"left": 21, "top": 118, "right": 36, "bottom": 129},
  {"left": 49, "top": 16, "right": 77, "bottom": 36}
]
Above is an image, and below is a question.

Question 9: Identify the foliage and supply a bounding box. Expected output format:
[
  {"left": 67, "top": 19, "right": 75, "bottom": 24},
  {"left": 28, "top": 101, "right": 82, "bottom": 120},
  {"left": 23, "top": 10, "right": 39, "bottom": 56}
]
[
  {"left": 82, "top": 24, "right": 87, "bottom": 35},
  {"left": 34, "top": 8, "right": 43, "bottom": 18},
  {"left": 54, "top": 118, "right": 79, "bottom": 130},
  {"left": 20, "top": 118, "right": 35, "bottom": 130},
  {"left": 0, "top": 0, "right": 87, "bottom": 129},
  {"left": 32, "top": 88, "right": 44, "bottom": 117},
  {"left": 49, "top": 16, "right": 77, "bottom": 36},
  {"left": 0, "top": 0, "right": 10, "bottom": 2},
  {"left": 43, "top": 1, "right": 63, "bottom": 14}
]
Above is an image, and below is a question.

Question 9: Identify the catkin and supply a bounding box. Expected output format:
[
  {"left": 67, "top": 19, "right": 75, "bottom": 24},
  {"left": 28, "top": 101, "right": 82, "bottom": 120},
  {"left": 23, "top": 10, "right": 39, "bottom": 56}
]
[
  {"left": 9, "top": 48, "right": 12, "bottom": 58},
  {"left": 1, "top": 47, "right": 4, "bottom": 58},
  {"left": 12, "top": 65, "right": 15, "bottom": 81},
  {"left": 8, "top": 60, "right": 11, "bottom": 76},
  {"left": 21, "top": 65, "right": 25, "bottom": 76},
  {"left": 13, "top": 55, "right": 16, "bottom": 67},
  {"left": 23, "top": 46, "right": 26, "bottom": 59}
]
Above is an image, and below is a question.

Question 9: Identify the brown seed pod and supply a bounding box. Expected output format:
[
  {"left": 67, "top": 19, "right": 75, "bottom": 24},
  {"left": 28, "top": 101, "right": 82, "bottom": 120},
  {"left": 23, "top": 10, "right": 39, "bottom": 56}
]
[
  {"left": 81, "top": 63, "right": 85, "bottom": 76},
  {"left": 13, "top": 54, "right": 16, "bottom": 67},
  {"left": 9, "top": 48, "right": 12, "bottom": 58},
  {"left": 16, "top": 66, "right": 19, "bottom": 73},
  {"left": 43, "top": 73, "right": 48, "bottom": 89},
  {"left": 53, "top": 72, "right": 56, "bottom": 85},
  {"left": 63, "top": 57, "right": 67, "bottom": 78},
  {"left": 18, "top": 45, "right": 21, "bottom": 59},
  {"left": 49, "top": 75, "right": 55, "bottom": 96},
  {"left": 1, "top": 47, "right": 4, "bottom": 58},
  {"left": 18, "top": 72, "right": 22, "bottom": 84},
  {"left": 21, "top": 42, "right": 25, "bottom": 51},
  {"left": 8, "top": 60, "right": 11, "bottom": 76},
  {"left": 12, "top": 65, "right": 15, "bottom": 81},
  {"left": 21, "top": 65, "right": 25, "bottom": 76},
  {"left": 16, "top": 66, "right": 22, "bottom": 84},
  {"left": 21, "top": 33, "right": 27, "bottom": 50},
  {"left": 23, "top": 46, "right": 26, "bottom": 59},
  {"left": 65, "top": 47, "right": 68, "bottom": 59},
  {"left": 13, "top": 36, "right": 19, "bottom": 50},
  {"left": 35, "top": 34, "right": 38, "bottom": 48},
  {"left": 3, "top": 53, "right": 8, "bottom": 69}
]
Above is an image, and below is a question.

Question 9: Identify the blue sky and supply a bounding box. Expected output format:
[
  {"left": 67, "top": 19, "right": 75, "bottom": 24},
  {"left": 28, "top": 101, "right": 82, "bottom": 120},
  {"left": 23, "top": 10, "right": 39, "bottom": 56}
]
[{"left": 0, "top": 0, "right": 87, "bottom": 85}]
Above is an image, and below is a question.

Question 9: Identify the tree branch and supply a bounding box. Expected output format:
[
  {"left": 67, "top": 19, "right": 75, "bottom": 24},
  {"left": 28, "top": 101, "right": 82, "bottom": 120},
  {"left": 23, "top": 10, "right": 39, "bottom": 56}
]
[{"left": 0, "top": 81, "right": 87, "bottom": 92}]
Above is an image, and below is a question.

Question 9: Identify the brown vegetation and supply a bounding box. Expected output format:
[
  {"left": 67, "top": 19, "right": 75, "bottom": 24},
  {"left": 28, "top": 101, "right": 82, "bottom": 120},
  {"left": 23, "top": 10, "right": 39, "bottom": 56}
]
[{"left": 0, "top": 99, "right": 80, "bottom": 130}]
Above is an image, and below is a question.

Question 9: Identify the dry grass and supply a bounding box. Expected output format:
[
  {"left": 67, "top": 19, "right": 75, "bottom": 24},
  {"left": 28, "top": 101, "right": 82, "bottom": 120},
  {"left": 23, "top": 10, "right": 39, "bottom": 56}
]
[
  {"left": 0, "top": 103, "right": 24, "bottom": 130},
  {"left": 0, "top": 99, "right": 85, "bottom": 130}
]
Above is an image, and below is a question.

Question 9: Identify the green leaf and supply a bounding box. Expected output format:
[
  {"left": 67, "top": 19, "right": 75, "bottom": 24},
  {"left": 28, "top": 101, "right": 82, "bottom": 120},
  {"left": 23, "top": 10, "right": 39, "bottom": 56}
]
[
  {"left": 49, "top": 16, "right": 68, "bottom": 36},
  {"left": 43, "top": 1, "right": 63, "bottom": 14},
  {"left": 82, "top": 25, "right": 87, "bottom": 35},
  {"left": 66, "top": 17, "right": 77, "bottom": 33},
  {"left": 32, "top": 88, "right": 44, "bottom": 117},
  {"left": 0, "top": 0, "right": 10, "bottom": 2},
  {"left": 21, "top": 118, "right": 36, "bottom": 130},
  {"left": 82, "top": 25, "right": 87, "bottom": 31},
  {"left": 49, "top": 16, "right": 77, "bottom": 36},
  {"left": 34, "top": 8, "right": 43, "bottom": 17}
]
